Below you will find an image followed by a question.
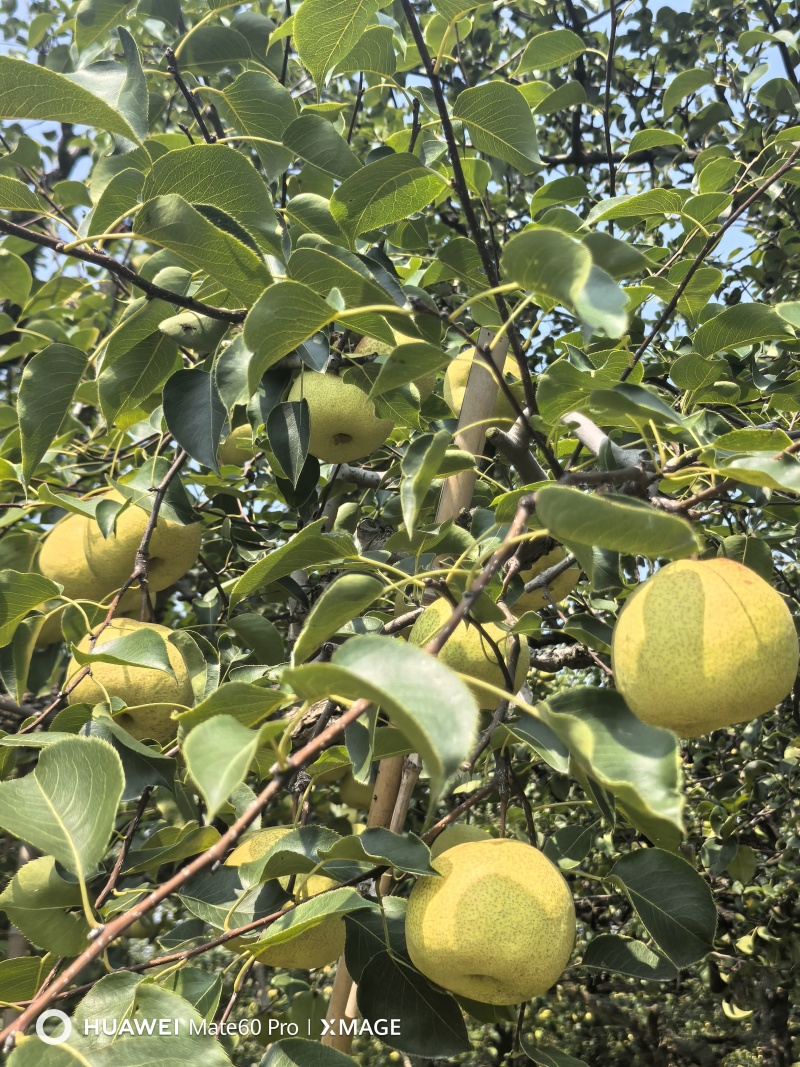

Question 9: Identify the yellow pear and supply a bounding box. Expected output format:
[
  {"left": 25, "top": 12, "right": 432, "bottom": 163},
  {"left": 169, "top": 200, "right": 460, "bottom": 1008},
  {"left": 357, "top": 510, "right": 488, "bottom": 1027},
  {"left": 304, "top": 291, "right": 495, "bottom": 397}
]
[
  {"left": 612, "top": 558, "right": 799, "bottom": 736},
  {"left": 287, "top": 372, "right": 393, "bottom": 464},
  {"left": 66, "top": 618, "right": 194, "bottom": 741},
  {"left": 218, "top": 424, "right": 256, "bottom": 467},
  {"left": 406, "top": 839, "right": 575, "bottom": 1004},
  {"left": 84, "top": 490, "right": 202, "bottom": 596},
  {"left": 408, "top": 597, "right": 529, "bottom": 709},
  {"left": 430, "top": 824, "right": 491, "bottom": 859},
  {"left": 226, "top": 826, "right": 345, "bottom": 969},
  {"left": 513, "top": 547, "right": 581, "bottom": 614},
  {"left": 444, "top": 348, "right": 525, "bottom": 424},
  {"left": 36, "top": 508, "right": 139, "bottom": 646}
]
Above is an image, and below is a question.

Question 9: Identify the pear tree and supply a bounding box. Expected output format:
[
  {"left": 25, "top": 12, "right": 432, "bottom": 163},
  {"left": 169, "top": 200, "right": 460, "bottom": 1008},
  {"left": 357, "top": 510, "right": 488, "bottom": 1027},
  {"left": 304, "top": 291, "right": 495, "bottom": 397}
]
[{"left": 0, "top": 1, "right": 799, "bottom": 1066}]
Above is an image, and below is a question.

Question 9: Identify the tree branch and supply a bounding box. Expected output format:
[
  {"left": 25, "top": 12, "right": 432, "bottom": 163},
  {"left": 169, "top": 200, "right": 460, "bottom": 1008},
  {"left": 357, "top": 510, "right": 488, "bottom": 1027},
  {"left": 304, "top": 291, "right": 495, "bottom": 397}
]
[{"left": 0, "top": 218, "right": 244, "bottom": 323}]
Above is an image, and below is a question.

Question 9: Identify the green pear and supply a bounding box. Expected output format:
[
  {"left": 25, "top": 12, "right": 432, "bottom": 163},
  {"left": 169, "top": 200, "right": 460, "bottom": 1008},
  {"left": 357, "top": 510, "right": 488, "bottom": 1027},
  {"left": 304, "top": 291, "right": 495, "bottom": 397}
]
[{"left": 287, "top": 372, "right": 393, "bottom": 464}]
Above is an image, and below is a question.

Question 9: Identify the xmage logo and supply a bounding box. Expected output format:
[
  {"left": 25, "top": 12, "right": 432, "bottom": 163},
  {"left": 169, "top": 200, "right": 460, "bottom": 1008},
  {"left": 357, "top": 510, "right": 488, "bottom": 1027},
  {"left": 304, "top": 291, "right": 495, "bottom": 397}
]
[{"left": 321, "top": 1018, "right": 401, "bottom": 1037}]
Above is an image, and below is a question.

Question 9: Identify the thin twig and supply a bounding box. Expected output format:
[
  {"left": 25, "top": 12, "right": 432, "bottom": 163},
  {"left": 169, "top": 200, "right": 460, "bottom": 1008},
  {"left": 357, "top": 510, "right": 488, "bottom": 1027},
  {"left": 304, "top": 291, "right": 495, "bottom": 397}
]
[
  {"left": 622, "top": 145, "right": 800, "bottom": 379},
  {"left": 94, "top": 789, "right": 153, "bottom": 910},
  {"left": 0, "top": 218, "right": 244, "bottom": 322},
  {"left": 165, "top": 48, "right": 215, "bottom": 143}
]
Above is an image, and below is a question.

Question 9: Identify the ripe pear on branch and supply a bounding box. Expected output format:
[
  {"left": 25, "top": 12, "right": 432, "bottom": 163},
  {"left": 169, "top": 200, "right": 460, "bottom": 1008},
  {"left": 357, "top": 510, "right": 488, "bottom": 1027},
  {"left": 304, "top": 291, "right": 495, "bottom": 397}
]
[
  {"left": 226, "top": 826, "right": 345, "bottom": 969},
  {"left": 67, "top": 618, "right": 194, "bottom": 742},
  {"left": 612, "top": 557, "right": 799, "bottom": 736},
  {"left": 36, "top": 489, "right": 202, "bottom": 644},
  {"left": 409, "top": 597, "right": 529, "bottom": 710},
  {"left": 406, "top": 838, "right": 576, "bottom": 1005}
]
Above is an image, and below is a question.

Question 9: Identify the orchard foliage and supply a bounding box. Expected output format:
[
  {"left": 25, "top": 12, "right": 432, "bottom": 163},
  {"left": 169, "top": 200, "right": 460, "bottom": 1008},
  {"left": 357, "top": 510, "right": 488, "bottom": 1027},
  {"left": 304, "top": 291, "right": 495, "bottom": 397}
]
[{"left": 0, "top": 0, "right": 799, "bottom": 1065}]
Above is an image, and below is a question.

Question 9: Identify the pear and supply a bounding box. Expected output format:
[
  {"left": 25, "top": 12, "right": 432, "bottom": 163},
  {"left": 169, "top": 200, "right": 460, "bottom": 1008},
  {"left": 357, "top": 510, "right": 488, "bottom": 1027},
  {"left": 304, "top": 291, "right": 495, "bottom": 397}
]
[
  {"left": 84, "top": 490, "right": 202, "bottom": 596},
  {"left": 226, "top": 826, "right": 345, "bottom": 969},
  {"left": 612, "top": 558, "right": 799, "bottom": 736},
  {"left": 287, "top": 372, "right": 393, "bottom": 464},
  {"left": 37, "top": 491, "right": 202, "bottom": 642},
  {"left": 512, "top": 547, "right": 580, "bottom": 614},
  {"left": 408, "top": 597, "right": 529, "bottom": 709},
  {"left": 218, "top": 424, "right": 257, "bottom": 467},
  {"left": 406, "top": 839, "right": 575, "bottom": 1004},
  {"left": 67, "top": 618, "right": 194, "bottom": 741},
  {"left": 444, "top": 348, "right": 525, "bottom": 424},
  {"left": 430, "top": 824, "right": 491, "bottom": 859}
]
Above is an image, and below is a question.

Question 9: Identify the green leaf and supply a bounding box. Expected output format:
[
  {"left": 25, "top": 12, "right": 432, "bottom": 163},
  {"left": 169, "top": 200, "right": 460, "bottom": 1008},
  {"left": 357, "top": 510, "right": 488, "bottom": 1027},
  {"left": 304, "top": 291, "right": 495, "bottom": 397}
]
[
  {"left": 163, "top": 368, "right": 227, "bottom": 474},
  {"left": 141, "top": 143, "right": 281, "bottom": 257},
  {"left": 581, "top": 934, "right": 678, "bottom": 981},
  {"left": 357, "top": 951, "right": 470, "bottom": 1057},
  {"left": 336, "top": 24, "right": 397, "bottom": 76},
  {"left": 18, "top": 343, "right": 87, "bottom": 483},
  {"left": 0, "top": 737, "right": 124, "bottom": 882},
  {"left": 369, "top": 342, "right": 451, "bottom": 396},
  {"left": 217, "top": 71, "right": 297, "bottom": 183},
  {"left": 670, "top": 353, "right": 726, "bottom": 391},
  {"left": 243, "top": 281, "right": 335, "bottom": 391},
  {"left": 0, "top": 570, "right": 62, "bottom": 647},
  {"left": 433, "top": 0, "right": 479, "bottom": 20},
  {"left": 536, "top": 688, "right": 685, "bottom": 850},
  {"left": 261, "top": 1039, "right": 359, "bottom": 1067},
  {"left": 626, "top": 130, "right": 685, "bottom": 155},
  {"left": 175, "top": 682, "right": 287, "bottom": 731},
  {"left": 536, "top": 485, "right": 700, "bottom": 560},
  {"left": 0, "top": 174, "right": 46, "bottom": 212},
  {"left": 0, "top": 56, "right": 141, "bottom": 143},
  {"left": 267, "top": 400, "right": 310, "bottom": 488},
  {"left": 71, "top": 627, "right": 176, "bottom": 679},
  {"left": 574, "top": 265, "right": 630, "bottom": 339},
  {"left": 693, "top": 303, "right": 792, "bottom": 356},
  {"left": 184, "top": 715, "right": 261, "bottom": 820},
  {"left": 516, "top": 29, "right": 586, "bottom": 74},
  {"left": 502, "top": 227, "right": 591, "bottom": 304},
  {"left": 252, "top": 886, "right": 372, "bottom": 952},
  {"left": 136, "top": 194, "right": 271, "bottom": 305},
  {"left": 285, "top": 635, "right": 479, "bottom": 796},
  {"left": 294, "top": 0, "right": 387, "bottom": 86},
  {"left": 520, "top": 1039, "right": 589, "bottom": 1067},
  {"left": 283, "top": 114, "right": 362, "bottom": 180},
  {"left": 453, "top": 82, "right": 540, "bottom": 173},
  {"left": 663, "top": 68, "right": 715, "bottom": 114},
  {"left": 0, "top": 855, "right": 90, "bottom": 956},
  {"left": 400, "top": 429, "right": 451, "bottom": 536},
  {"left": 288, "top": 242, "right": 399, "bottom": 345},
  {"left": 586, "top": 189, "right": 684, "bottom": 225},
  {"left": 330, "top": 153, "right": 448, "bottom": 243},
  {"left": 0, "top": 249, "right": 32, "bottom": 305},
  {"left": 99, "top": 331, "right": 180, "bottom": 425},
  {"left": 124, "top": 822, "right": 221, "bottom": 875},
  {"left": 75, "top": 0, "right": 135, "bottom": 54},
  {"left": 292, "top": 572, "right": 385, "bottom": 664},
  {"left": 321, "top": 827, "right": 436, "bottom": 877},
  {"left": 609, "top": 848, "right": 717, "bottom": 968},
  {"left": 0, "top": 956, "right": 46, "bottom": 1002},
  {"left": 230, "top": 519, "right": 358, "bottom": 610},
  {"left": 71, "top": 28, "right": 148, "bottom": 145},
  {"left": 174, "top": 25, "right": 252, "bottom": 74}
]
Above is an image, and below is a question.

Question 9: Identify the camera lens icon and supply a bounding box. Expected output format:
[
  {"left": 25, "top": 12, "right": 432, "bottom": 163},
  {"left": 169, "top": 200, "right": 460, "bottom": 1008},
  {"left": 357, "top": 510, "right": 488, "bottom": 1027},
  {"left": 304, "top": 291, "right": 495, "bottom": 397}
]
[{"left": 35, "top": 1009, "right": 72, "bottom": 1045}]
